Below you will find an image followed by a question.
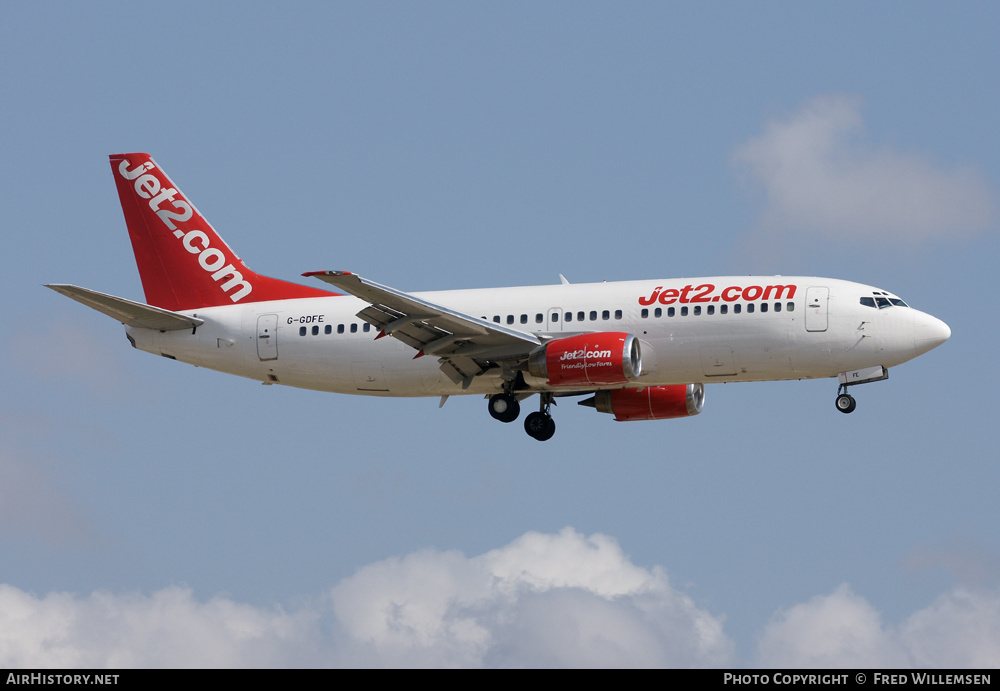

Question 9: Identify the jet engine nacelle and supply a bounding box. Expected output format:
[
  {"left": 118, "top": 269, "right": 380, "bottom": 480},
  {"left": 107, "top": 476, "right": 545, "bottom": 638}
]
[
  {"left": 593, "top": 384, "right": 705, "bottom": 421},
  {"left": 528, "top": 332, "right": 641, "bottom": 387}
]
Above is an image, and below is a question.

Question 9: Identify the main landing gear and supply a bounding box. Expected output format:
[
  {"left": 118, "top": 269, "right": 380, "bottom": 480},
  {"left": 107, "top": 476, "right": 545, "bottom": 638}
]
[
  {"left": 488, "top": 393, "right": 520, "bottom": 423},
  {"left": 487, "top": 391, "right": 556, "bottom": 441},
  {"left": 524, "top": 394, "right": 556, "bottom": 441}
]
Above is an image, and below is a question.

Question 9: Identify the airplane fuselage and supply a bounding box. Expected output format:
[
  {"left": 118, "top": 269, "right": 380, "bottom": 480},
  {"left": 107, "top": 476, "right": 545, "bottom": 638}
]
[
  {"left": 50, "top": 154, "right": 951, "bottom": 441},
  {"left": 127, "top": 276, "right": 944, "bottom": 397}
]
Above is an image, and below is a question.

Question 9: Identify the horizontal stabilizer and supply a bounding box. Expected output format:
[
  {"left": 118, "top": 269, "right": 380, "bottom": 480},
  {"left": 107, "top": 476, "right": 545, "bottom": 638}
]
[{"left": 45, "top": 284, "right": 204, "bottom": 331}]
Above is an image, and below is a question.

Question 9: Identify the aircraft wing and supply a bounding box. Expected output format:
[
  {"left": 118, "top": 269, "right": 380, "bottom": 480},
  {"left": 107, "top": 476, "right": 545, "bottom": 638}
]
[
  {"left": 46, "top": 284, "right": 204, "bottom": 331},
  {"left": 304, "top": 271, "right": 542, "bottom": 385}
]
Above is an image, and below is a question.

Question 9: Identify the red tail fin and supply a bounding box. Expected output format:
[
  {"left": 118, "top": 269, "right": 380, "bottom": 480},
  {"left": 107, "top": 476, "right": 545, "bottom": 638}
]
[{"left": 110, "top": 153, "right": 333, "bottom": 311}]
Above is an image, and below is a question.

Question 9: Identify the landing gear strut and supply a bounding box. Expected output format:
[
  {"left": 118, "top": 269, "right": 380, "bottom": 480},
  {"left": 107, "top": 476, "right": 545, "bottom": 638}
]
[{"left": 524, "top": 393, "right": 556, "bottom": 441}]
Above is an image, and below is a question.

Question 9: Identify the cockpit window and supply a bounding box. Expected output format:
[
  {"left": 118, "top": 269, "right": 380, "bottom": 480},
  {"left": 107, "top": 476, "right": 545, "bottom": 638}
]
[{"left": 862, "top": 293, "right": 909, "bottom": 309}]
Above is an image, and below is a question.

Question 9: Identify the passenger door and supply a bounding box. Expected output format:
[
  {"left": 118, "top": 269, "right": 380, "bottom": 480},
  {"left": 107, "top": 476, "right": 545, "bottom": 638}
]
[
  {"left": 256, "top": 314, "right": 278, "bottom": 360},
  {"left": 805, "top": 287, "right": 829, "bottom": 332}
]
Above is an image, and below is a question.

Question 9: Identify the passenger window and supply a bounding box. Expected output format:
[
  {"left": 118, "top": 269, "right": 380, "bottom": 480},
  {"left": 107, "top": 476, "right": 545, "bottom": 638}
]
[
  {"left": 590, "top": 311, "right": 597, "bottom": 321},
  {"left": 747, "top": 304, "right": 755, "bottom": 314},
  {"left": 506, "top": 315, "right": 514, "bottom": 325},
  {"left": 693, "top": 306, "right": 701, "bottom": 316},
  {"left": 363, "top": 323, "right": 371, "bottom": 332},
  {"left": 641, "top": 308, "right": 648, "bottom": 318},
  {"left": 760, "top": 303, "right": 768, "bottom": 313},
  {"left": 614, "top": 309, "right": 622, "bottom": 319},
  {"left": 787, "top": 302, "right": 794, "bottom": 312},
  {"left": 337, "top": 324, "right": 345, "bottom": 334},
  {"left": 552, "top": 313, "right": 559, "bottom": 322},
  {"left": 565, "top": 312, "right": 573, "bottom": 322},
  {"left": 350, "top": 323, "right": 358, "bottom": 333},
  {"left": 654, "top": 307, "right": 662, "bottom": 318},
  {"left": 299, "top": 326, "right": 306, "bottom": 336},
  {"left": 325, "top": 325, "right": 332, "bottom": 334},
  {"left": 577, "top": 312, "right": 585, "bottom": 322},
  {"left": 667, "top": 307, "right": 674, "bottom": 317},
  {"left": 720, "top": 305, "right": 728, "bottom": 315},
  {"left": 707, "top": 305, "right": 714, "bottom": 315},
  {"left": 312, "top": 325, "right": 319, "bottom": 335},
  {"left": 493, "top": 316, "right": 500, "bottom": 323},
  {"left": 536, "top": 314, "right": 544, "bottom": 323},
  {"left": 602, "top": 310, "right": 610, "bottom": 320},
  {"left": 520, "top": 314, "right": 527, "bottom": 324},
  {"left": 775, "top": 302, "right": 781, "bottom": 313},
  {"left": 680, "top": 306, "right": 688, "bottom": 316}
]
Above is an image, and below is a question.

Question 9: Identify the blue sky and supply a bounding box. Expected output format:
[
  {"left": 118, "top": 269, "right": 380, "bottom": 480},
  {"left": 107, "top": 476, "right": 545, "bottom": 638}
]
[{"left": 2, "top": 2, "right": 998, "bottom": 667}]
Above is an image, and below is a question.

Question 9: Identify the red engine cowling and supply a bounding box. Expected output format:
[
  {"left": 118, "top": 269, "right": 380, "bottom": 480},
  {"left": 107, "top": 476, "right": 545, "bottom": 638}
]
[
  {"left": 528, "top": 332, "right": 641, "bottom": 387},
  {"left": 593, "top": 384, "right": 704, "bottom": 421}
]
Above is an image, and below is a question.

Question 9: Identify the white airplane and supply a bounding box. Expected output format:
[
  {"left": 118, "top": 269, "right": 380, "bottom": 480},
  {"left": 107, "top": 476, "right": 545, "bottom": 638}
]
[{"left": 48, "top": 153, "right": 951, "bottom": 441}]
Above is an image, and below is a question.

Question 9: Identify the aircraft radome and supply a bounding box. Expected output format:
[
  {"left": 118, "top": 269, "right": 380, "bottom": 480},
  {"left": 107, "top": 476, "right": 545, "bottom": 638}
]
[{"left": 48, "top": 154, "right": 951, "bottom": 441}]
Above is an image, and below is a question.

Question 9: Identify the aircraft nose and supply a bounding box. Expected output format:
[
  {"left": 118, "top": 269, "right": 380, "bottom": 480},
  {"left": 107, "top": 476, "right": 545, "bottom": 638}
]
[{"left": 913, "top": 311, "right": 951, "bottom": 356}]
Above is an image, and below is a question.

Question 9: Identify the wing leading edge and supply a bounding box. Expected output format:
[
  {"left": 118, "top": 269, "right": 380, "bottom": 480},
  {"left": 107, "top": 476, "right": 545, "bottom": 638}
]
[{"left": 304, "top": 271, "right": 542, "bottom": 386}]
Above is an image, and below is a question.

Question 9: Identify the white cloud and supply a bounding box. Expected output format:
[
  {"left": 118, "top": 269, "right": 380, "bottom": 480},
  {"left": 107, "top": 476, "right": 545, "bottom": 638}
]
[
  {"left": 329, "top": 528, "right": 732, "bottom": 667},
  {"left": 732, "top": 94, "right": 996, "bottom": 244},
  {"left": 0, "top": 528, "right": 732, "bottom": 668},
  {"left": 2, "top": 529, "right": 998, "bottom": 668},
  {"left": 757, "top": 584, "right": 1000, "bottom": 668},
  {"left": 899, "top": 587, "right": 1000, "bottom": 668},
  {"left": 757, "top": 584, "right": 910, "bottom": 668},
  {"left": 0, "top": 585, "right": 320, "bottom": 669}
]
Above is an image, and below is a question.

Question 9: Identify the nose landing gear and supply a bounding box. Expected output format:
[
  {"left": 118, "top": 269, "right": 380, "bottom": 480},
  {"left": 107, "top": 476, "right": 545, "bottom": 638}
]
[
  {"left": 834, "top": 365, "right": 888, "bottom": 414},
  {"left": 835, "top": 388, "right": 857, "bottom": 414}
]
